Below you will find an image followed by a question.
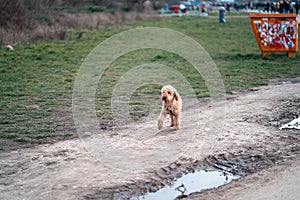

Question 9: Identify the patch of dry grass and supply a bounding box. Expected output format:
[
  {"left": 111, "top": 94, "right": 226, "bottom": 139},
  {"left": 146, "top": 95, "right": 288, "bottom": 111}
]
[{"left": 0, "top": 0, "right": 162, "bottom": 44}]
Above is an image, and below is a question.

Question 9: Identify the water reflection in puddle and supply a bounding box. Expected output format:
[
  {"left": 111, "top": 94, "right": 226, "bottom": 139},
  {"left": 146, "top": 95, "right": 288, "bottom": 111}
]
[{"left": 132, "top": 170, "right": 240, "bottom": 200}]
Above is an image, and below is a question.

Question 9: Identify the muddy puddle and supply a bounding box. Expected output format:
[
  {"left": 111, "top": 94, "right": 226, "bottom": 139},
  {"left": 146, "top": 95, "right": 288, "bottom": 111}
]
[{"left": 131, "top": 170, "right": 240, "bottom": 200}]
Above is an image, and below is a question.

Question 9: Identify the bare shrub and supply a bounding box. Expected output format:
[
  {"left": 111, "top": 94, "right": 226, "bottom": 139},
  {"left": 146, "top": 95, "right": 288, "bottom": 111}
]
[
  {"left": 0, "top": 0, "right": 27, "bottom": 29},
  {"left": 0, "top": 0, "right": 163, "bottom": 44},
  {"left": 0, "top": 28, "right": 28, "bottom": 45},
  {"left": 29, "top": 25, "right": 67, "bottom": 42}
]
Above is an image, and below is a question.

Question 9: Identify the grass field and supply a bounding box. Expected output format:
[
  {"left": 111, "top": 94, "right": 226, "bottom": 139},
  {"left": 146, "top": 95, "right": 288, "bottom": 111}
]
[{"left": 1, "top": 14, "right": 300, "bottom": 150}]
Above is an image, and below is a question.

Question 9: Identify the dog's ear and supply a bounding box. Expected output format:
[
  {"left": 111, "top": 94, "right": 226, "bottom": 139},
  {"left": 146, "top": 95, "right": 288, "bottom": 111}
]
[{"left": 174, "top": 90, "right": 179, "bottom": 101}]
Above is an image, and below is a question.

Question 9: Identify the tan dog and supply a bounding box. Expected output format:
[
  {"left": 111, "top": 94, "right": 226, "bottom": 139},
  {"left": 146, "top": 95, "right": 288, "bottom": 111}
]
[{"left": 158, "top": 85, "right": 182, "bottom": 130}]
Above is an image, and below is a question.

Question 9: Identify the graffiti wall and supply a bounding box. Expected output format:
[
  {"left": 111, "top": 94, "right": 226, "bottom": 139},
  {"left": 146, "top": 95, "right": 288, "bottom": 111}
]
[
  {"left": 249, "top": 14, "right": 298, "bottom": 54},
  {"left": 255, "top": 19, "right": 297, "bottom": 50}
]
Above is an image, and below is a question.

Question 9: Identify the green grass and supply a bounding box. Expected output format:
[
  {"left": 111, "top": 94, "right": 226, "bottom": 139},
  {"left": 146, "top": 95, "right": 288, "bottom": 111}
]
[{"left": 1, "top": 15, "right": 300, "bottom": 150}]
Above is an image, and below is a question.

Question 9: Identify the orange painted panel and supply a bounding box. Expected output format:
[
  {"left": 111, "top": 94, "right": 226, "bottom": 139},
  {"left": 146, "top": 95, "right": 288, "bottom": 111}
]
[{"left": 249, "top": 14, "right": 298, "bottom": 55}]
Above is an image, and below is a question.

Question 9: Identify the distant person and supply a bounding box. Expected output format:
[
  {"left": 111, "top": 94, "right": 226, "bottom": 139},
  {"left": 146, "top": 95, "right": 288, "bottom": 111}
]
[
  {"left": 249, "top": 1, "right": 254, "bottom": 10},
  {"left": 283, "top": 0, "right": 291, "bottom": 13},
  {"left": 278, "top": 1, "right": 284, "bottom": 13},
  {"left": 265, "top": 2, "right": 270, "bottom": 13},
  {"left": 219, "top": 7, "right": 226, "bottom": 23},
  {"left": 179, "top": 4, "right": 186, "bottom": 13},
  {"left": 296, "top": 0, "right": 300, "bottom": 14},
  {"left": 200, "top": 3, "right": 206, "bottom": 13},
  {"left": 164, "top": 3, "right": 169, "bottom": 12},
  {"left": 290, "top": 0, "right": 294, "bottom": 13},
  {"left": 257, "top": 2, "right": 263, "bottom": 12},
  {"left": 271, "top": 2, "right": 276, "bottom": 13},
  {"left": 234, "top": 2, "right": 240, "bottom": 12},
  {"left": 225, "top": 3, "right": 231, "bottom": 12},
  {"left": 143, "top": 1, "right": 152, "bottom": 12}
]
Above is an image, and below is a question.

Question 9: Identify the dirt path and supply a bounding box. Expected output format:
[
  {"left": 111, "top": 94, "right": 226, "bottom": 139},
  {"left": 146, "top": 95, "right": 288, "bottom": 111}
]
[{"left": 0, "top": 81, "right": 300, "bottom": 199}]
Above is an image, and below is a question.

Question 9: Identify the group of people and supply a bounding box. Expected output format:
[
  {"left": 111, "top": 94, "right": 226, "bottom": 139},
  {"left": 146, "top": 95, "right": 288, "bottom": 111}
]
[
  {"left": 249, "top": 0, "right": 300, "bottom": 14},
  {"left": 267, "top": 0, "right": 299, "bottom": 14}
]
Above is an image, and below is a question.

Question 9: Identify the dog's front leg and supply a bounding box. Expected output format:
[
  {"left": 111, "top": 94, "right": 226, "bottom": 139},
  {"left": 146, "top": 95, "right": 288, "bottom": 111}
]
[{"left": 158, "top": 110, "right": 167, "bottom": 130}]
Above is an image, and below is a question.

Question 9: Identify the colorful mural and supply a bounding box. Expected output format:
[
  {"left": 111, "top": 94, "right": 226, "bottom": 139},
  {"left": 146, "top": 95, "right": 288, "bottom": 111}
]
[
  {"left": 249, "top": 14, "right": 298, "bottom": 57},
  {"left": 255, "top": 19, "right": 297, "bottom": 50}
]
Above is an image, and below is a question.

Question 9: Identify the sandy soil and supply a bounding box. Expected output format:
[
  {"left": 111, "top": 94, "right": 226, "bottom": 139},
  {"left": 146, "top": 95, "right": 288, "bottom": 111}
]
[{"left": 0, "top": 81, "right": 300, "bottom": 200}]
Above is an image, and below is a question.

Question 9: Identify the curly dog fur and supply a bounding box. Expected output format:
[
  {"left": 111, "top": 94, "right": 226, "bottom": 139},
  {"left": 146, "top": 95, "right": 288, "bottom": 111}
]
[{"left": 158, "top": 85, "right": 182, "bottom": 130}]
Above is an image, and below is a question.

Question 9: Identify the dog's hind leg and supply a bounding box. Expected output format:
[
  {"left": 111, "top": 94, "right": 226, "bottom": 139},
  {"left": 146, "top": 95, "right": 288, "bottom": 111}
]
[
  {"left": 170, "top": 115, "right": 175, "bottom": 127},
  {"left": 174, "top": 114, "right": 181, "bottom": 130}
]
